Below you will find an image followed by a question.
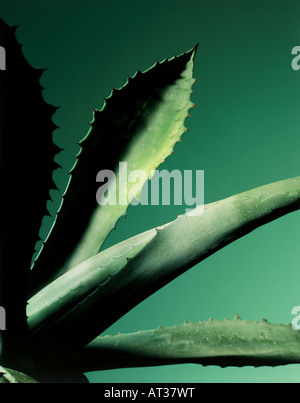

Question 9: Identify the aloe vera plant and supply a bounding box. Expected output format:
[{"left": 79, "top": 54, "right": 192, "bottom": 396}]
[{"left": 0, "top": 18, "right": 300, "bottom": 383}]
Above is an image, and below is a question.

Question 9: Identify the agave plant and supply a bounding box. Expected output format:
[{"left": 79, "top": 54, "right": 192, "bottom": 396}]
[{"left": 0, "top": 18, "right": 300, "bottom": 383}]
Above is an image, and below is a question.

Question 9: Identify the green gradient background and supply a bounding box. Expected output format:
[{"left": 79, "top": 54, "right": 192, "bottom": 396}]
[{"left": 1, "top": 0, "right": 300, "bottom": 383}]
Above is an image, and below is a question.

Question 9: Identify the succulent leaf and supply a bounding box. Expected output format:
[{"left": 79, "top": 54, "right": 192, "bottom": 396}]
[
  {"left": 71, "top": 317, "right": 300, "bottom": 371},
  {"left": 0, "top": 18, "right": 59, "bottom": 367},
  {"left": 28, "top": 228, "right": 156, "bottom": 332},
  {"left": 27, "top": 176, "right": 300, "bottom": 353},
  {"left": 29, "top": 45, "right": 198, "bottom": 296},
  {"left": 0, "top": 366, "right": 39, "bottom": 383}
]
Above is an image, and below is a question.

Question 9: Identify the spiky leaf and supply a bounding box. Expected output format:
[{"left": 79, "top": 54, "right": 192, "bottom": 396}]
[
  {"left": 71, "top": 317, "right": 300, "bottom": 371},
  {"left": 29, "top": 45, "right": 197, "bottom": 295},
  {"left": 27, "top": 176, "right": 300, "bottom": 353},
  {"left": 0, "top": 366, "right": 39, "bottom": 383},
  {"left": 0, "top": 18, "right": 59, "bottom": 366}
]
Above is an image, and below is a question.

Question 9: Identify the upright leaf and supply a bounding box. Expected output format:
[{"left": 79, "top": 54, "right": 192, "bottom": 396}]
[
  {"left": 29, "top": 45, "right": 198, "bottom": 295},
  {"left": 0, "top": 19, "right": 59, "bottom": 368}
]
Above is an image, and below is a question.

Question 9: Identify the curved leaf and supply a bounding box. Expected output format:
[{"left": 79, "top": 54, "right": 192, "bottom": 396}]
[
  {"left": 71, "top": 316, "right": 300, "bottom": 371},
  {"left": 28, "top": 228, "right": 156, "bottom": 331},
  {"left": 27, "top": 176, "right": 300, "bottom": 353},
  {"left": 0, "top": 366, "right": 39, "bottom": 383},
  {"left": 29, "top": 45, "right": 198, "bottom": 296}
]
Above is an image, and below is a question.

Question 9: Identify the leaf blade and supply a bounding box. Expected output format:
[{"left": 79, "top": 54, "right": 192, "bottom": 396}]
[
  {"left": 29, "top": 46, "right": 198, "bottom": 295},
  {"left": 27, "top": 176, "right": 300, "bottom": 353},
  {"left": 71, "top": 317, "right": 300, "bottom": 372},
  {"left": 0, "top": 18, "right": 59, "bottom": 367},
  {"left": 0, "top": 366, "right": 39, "bottom": 383}
]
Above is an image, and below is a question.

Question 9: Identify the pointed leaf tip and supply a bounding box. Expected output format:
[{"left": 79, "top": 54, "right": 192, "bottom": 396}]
[{"left": 29, "top": 45, "right": 198, "bottom": 295}]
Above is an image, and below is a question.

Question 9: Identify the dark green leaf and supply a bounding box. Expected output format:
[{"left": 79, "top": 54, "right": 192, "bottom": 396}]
[
  {"left": 29, "top": 45, "right": 197, "bottom": 295},
  {"left": 0, "top": 18, "right": 59, "bottom": 365}
]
